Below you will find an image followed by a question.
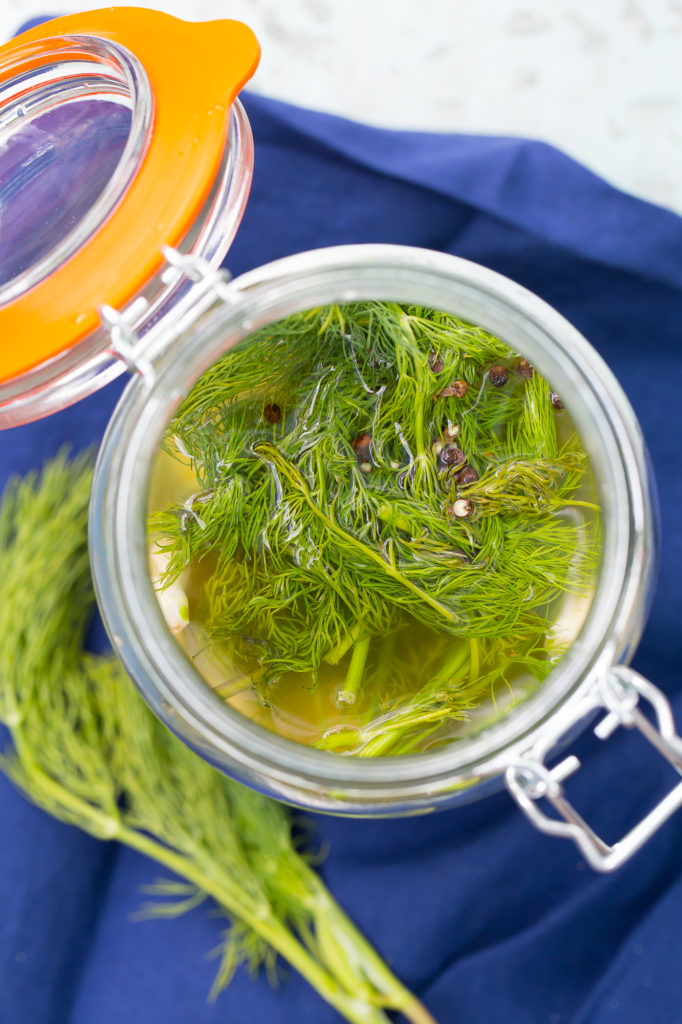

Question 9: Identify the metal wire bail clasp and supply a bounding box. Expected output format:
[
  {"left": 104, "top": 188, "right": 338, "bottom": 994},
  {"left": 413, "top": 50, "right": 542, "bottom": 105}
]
[
  {"left": 100, "top": 297, "right": 156, "bottom": 387},
  {"left": 99, "top": 247, "right": 236, "bottom": 387},
  {"left": 160, "top": 246, "right": 233, "bottom": 302},
  {"left": 505, "top": 667, "right": 682, "bottom": 872}
]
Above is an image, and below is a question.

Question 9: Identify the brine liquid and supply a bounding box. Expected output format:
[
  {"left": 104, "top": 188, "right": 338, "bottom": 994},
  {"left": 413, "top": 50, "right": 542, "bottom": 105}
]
[{"left": 147, "top": 450, "right": 598, "bottom": 757}]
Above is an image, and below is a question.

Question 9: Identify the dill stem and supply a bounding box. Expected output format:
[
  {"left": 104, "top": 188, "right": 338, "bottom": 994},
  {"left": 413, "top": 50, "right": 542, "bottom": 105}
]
[
  {"left": 337, "top": 635, "right": 371, "bottom": 705},
  {"left": 390, "top": 724, "right": 444, "bottom": 757},
  {"left": 324, "top": 620, "right": 363, "bottom": 665},
  {"left": 401, "top": 996, "right": 439, "bottom": 1024},
  {"left": 432, "top": 640, "right": 470, "bottom": 685},
  {"left": 359, "top": 707, "right": 461, "bottom": 757},
  {"left": 306, "top": 879, "right": 437, "bottom": 1024},
  {"left": 311, "top": 674, "right": 326, "bottom": 724},
  {"left": 469, "top": 638, "right": 480, "bottom": 682},
  {"left": 373, "top": 630, "right": 397, "bottom": 695},
  {"left": 7, "top": 724, "right": 399, "bottom": 1024},
  {"left": 10, "top": 727, "right": 122, "bottom": 839},
  {"left": 117, "top": 833, "right": 393, "bottom": 1024},
  {"left": 315, "top": 728, "right": 361, "bottom": 751},
  {"left": 356, "top": 642, "right": 473, "bottom": 756},
  {"left": 212, "top": 666, "right": 263, "bottom": 699},
  {"left": 562, "top": 499, "right": 600, "bottom": 512}
]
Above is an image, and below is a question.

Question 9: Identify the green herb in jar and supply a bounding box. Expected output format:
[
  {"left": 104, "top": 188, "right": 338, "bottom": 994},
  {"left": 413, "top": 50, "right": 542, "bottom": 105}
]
[{"left": 149, "top": 302, "right": 599, "bottom": 756}]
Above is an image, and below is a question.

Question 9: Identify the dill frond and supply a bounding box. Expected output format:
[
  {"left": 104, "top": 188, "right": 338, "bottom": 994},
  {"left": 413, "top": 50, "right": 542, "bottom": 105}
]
[
  {"left": 151, "top": 302, "right": 600, "bottom": 754},
  {"left": 0, "top": 455, "right": 434, "bottom": 1024}
]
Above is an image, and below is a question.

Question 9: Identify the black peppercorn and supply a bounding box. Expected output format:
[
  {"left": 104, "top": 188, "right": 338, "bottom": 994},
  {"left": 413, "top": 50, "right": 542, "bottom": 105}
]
[
  {"left": 264, "top": 403, "right": 282, "bottom": 423},
  {"left": 397, "top": 467, "right": 415, "bottom": 490},
  {"left": 352, "top": 433, "right": 372, "bottom": 462},
  {"left": 429, "top": 350, "right": 445, "bottom": 374},
  {"left": 438, "top": 379, "right": 468, "bottom": 399},
  {"left": 440, "top": 445, "right": 466, "bottom": 469},
  {"left": 456, "top": 466, "right": 478, "bottom": 486}
]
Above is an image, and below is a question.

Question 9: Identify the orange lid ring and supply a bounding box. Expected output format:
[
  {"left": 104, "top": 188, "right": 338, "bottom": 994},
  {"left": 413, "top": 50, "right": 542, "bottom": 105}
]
[{"left": 0, "top": 8, "right": 260, "bottom": 383}]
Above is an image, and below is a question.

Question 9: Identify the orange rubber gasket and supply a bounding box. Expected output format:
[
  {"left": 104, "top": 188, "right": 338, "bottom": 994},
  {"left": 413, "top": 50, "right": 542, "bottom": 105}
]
[{"left": 0, "top": 8, "right": 260, "bottom": 383}]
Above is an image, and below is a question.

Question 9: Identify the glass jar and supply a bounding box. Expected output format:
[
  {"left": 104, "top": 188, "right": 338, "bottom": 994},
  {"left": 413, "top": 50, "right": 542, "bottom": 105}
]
[
  {"left": 89, "top": 243, "right": 680, "bottom": 871},
  {"left": 2, "top": 11, "right": 680, "bottom": 874}
]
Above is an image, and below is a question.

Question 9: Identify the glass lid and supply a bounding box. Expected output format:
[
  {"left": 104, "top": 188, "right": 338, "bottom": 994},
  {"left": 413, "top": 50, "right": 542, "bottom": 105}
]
[
  {"left": 0, "top": 37, "right": 150, "bottom": 304},
  {"left": 0, "top": 8, "right": 259, "bottom": 428}
]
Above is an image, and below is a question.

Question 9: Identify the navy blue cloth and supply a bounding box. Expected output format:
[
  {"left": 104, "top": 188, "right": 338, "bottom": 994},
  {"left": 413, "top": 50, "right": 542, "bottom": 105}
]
[{"left": 3, "top": 23, "right": 682, "bottom": 1024}]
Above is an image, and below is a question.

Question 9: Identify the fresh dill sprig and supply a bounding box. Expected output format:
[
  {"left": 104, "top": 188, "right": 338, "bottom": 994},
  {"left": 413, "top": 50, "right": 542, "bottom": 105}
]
[
  {"left": 0, "top": 453, "right": 434, "bottom": 1024},
  {"left": 151, "top": 302, "right": 599, "bottom": 754}
]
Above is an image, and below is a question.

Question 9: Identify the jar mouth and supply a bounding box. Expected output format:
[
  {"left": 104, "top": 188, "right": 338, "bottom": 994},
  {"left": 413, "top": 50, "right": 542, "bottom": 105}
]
[{"left": 90, "top": 245, "right": 655, "bottom": 814}]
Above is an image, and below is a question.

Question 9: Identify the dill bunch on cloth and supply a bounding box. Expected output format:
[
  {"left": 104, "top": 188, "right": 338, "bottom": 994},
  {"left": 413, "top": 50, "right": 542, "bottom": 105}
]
[
  {"left": 152, "top": 303, "right": 599, "bottom": 754},
  {"left": 0, "top": 453, "right": 434, "bottom": 1024}
]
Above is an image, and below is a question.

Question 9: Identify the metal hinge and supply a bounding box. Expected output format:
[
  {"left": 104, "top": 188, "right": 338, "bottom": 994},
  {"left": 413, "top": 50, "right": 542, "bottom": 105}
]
[
  {"left": 100, "top": 297, "right": 155, "bottom": 386},
  {"left": 99, "top": 247, "right": 235, "bottom": 386},
  {"left": 159, "top": 246, "right": 233, "bottom": 300},
  {"left": 505, "top": 667, "right": 682, "bottom": 871}
]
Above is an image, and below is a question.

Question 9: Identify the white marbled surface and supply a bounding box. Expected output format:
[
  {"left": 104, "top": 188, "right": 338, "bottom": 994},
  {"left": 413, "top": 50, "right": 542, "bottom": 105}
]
[{"left": 3, "top": 0, "right": 682, "bottom": 215}]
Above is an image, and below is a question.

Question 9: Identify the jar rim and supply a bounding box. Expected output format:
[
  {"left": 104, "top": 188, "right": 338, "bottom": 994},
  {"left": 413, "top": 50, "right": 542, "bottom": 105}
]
[{"left": 90, "top": 244, "right": 656, "bottom": 814}]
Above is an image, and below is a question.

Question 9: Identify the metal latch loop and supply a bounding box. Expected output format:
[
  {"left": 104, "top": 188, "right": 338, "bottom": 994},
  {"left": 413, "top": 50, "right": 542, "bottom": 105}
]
[
  {"left": 506, "top": 667, "right": 682, "bottom": 871},
  {"left": 98, "top": 246, "right": 239, "bottom": 386},
  {"left": 100, "top": 299, "right": 156, "bottom": 387},
  {"left": 160, "top": 246, "right": 233, "bottom": 303}
]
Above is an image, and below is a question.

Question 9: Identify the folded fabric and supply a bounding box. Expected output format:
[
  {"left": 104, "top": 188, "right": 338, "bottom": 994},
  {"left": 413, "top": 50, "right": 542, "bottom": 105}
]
[{"left": 2, "top": 20, "right": 682, "bottom": 1024}]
